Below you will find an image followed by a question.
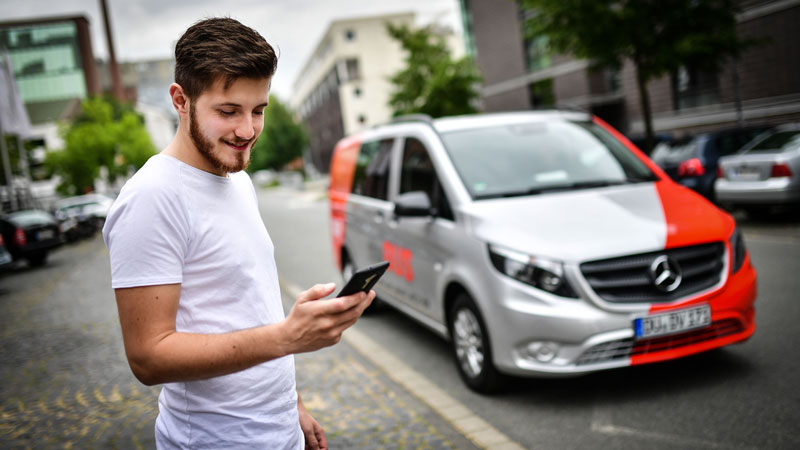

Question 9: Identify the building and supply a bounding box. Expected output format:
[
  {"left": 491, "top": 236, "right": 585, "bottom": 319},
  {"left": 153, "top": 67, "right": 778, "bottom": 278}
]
[
  {"left": 291, "top": 12, "right": 465, "bottom": 172},
  {"left": 460, "top": 0, "right": 800, "bottom": 141},
  {"left": 291, "top": 12, "right": 415, "bottom": 171},
  {"left": 0, "top": 16, "right": 100, "bottom": 127}
]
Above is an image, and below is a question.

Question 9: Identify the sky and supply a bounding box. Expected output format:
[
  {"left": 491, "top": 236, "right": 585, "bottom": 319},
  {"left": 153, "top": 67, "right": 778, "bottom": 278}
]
[{"left": 0, "top": 0, "right": 463, "bottom": 100}]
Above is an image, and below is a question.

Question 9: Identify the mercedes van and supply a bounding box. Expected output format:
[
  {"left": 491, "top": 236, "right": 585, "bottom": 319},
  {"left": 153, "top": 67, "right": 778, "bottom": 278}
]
[{"left": 329, "top": 111, "right": 757, "bottom": 392}]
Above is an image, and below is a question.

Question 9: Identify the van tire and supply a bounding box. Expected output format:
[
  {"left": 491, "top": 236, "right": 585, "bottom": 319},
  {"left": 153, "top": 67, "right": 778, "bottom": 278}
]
[
  {"left": 449, "top": 293, "right": 501, "bottom": 393},
  {"left": 342, "top": 253, "right": 382, "bottom": 314}
]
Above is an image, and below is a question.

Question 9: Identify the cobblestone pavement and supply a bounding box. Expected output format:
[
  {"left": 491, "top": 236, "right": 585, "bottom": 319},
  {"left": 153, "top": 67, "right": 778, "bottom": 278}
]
[{"left": 0, "top": 235, "right": 477, "bottom": 449}]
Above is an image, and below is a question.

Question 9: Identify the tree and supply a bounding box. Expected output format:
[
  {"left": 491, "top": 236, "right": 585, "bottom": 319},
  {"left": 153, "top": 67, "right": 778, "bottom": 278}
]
[
  {"left": 46, "top": 97, "right": 156, "bottom": 195},
  {"left": 519, "top": 0, "right": 754, "bottom": 152},
  {"left": 249, "top": 94, "right": 308, "bottom": 172},
  {"left": 386, "top": 23, "right": 482, "bottom": 118}
]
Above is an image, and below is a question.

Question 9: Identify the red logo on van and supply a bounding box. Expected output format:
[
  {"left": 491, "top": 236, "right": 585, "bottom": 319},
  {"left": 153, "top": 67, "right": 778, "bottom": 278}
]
[{"left": 383, "top": 241, "right": 414, "bottom": 282}]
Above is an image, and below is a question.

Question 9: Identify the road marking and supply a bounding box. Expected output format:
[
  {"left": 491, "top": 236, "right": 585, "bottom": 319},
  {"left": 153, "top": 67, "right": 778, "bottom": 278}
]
[
  {"left": 743, "top": 233, "right": 800, "bottom": 246},
  {"left": 591, "top": 405, "right": 760, "bottom": 450},
  {"left": 281, "top": 278, "right": 525, "bottom": 450}
]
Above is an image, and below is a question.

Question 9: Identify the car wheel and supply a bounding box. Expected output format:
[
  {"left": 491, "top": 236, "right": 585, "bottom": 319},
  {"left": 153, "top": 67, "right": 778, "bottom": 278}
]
[
  {"left": 449, "top": 293, "right": 501, "bottom": 393},
  {"left": 342, "top": 253, "right": 382, "bottom": 313},
  {"left": 27, "top": 252, "right": 48, "bottom": 267}
]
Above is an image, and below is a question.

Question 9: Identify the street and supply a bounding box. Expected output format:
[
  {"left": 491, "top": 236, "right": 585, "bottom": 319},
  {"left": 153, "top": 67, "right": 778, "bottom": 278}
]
[
  {"left": 259, "top": 185, "right": 800, "bottom": 450},
  {"left": 0, "top": 184, "right": 798, "bottom": 449}
]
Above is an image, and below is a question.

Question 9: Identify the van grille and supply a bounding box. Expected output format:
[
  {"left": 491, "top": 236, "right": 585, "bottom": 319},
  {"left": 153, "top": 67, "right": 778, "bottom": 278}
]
[
  {"left": 576, "top": 319, "right": 743, "bottom": 365},
  {"left": 580, "top": 243, "right": 725, "bottom": 304}
]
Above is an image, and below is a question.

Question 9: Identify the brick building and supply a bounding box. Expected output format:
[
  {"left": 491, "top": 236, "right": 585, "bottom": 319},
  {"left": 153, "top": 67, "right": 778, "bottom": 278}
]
[{"left": 460, "top": 0, "right": 800, "bottom": 141}]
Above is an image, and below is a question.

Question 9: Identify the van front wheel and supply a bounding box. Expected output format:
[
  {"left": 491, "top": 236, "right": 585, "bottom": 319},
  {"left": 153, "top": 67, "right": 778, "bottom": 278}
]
[{"left": 449, "top": 294, "right": 501, "bottom": 393}]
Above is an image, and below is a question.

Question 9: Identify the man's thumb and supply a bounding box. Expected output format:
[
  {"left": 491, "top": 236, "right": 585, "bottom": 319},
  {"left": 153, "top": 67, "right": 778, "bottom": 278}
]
[{"left": 296, "top": 283, "right": 336, "bottom": 303}]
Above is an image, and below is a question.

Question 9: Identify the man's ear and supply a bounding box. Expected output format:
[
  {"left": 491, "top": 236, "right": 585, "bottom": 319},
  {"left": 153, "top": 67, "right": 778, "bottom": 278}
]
[{"left": 170, "top": 83, "right": 190, "bottom": 117}]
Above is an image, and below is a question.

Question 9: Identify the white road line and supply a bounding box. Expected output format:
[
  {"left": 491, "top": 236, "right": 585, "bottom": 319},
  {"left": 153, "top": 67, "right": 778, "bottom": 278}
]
[
  {"left": 280, "top": 277, "right": 525, "bottom": 450},
  {"left": 591, "top": 405, "right": 761, "bottom": 450},
  {"left": 743, "top": 233, "right": 800, "bottom": 246}
]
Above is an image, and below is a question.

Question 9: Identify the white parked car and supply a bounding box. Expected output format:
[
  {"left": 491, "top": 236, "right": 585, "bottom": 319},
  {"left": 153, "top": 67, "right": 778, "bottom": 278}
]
[{"left": 716, "top": 123, "right": 800, "bottom": 214}]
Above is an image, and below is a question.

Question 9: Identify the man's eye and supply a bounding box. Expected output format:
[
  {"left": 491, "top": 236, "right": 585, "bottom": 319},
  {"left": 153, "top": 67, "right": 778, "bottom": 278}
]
[
  {"left": 254, "top": 110, "right": 265, "bottom": 116},
  {"left": 220, "top": 110, "right": 235, "bottom": 116}
]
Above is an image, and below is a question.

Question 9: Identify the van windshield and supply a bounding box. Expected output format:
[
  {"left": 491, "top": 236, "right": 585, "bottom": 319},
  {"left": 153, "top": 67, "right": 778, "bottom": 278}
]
[{"left": 439, "top": 120, "right": 658, "bottom": 200}]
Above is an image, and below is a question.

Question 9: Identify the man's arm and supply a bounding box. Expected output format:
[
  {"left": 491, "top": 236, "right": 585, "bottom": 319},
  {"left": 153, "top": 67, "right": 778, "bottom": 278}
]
[{"left": 115, "top": 282, "right": 374, "bottom": 385}]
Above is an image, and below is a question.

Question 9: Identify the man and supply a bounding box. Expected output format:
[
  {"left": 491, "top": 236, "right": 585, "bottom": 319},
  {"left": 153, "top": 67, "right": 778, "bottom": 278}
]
[{"left": 102, "top": 18, "right": 375, "bottom": 450}]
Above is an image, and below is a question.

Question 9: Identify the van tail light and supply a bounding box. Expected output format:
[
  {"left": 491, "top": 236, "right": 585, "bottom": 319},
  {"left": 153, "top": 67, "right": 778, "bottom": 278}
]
[
  {"left": 0, "top": 234, "right": 4, "bottom": 245},
  {"left": 770, "top": 163, "right": 792, "bottom": 178},
  {"left": 677, "top": 158, "right": 706, "bottom": 177},
  {"left": 717, "top": 166, "right": 724, "bottom": 178},
  {"left": 14, "top": 228, "right": 26, "bottom": 247}
]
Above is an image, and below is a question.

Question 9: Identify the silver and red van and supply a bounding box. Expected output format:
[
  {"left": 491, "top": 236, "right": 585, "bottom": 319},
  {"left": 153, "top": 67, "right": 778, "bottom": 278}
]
[{"left": 329, "top": 111, "right": 757, "bottom": 392}]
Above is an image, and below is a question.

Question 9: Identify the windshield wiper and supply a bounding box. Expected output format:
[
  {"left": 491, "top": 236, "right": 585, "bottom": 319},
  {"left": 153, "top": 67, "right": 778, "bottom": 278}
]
[{"left": 474, "top": 177, "right": 659, "bottom": 200}]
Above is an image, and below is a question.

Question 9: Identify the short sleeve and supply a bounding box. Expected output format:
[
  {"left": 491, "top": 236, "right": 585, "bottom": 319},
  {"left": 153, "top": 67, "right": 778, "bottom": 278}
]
[{"left": 103, "top": 176, "right": 190, "bottom": 289}]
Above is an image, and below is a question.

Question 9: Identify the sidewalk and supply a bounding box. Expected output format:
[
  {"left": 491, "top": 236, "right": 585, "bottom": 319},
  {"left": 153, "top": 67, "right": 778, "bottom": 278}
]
[{"left": 280, "top": 288, "right": 524, "bottom": 450}]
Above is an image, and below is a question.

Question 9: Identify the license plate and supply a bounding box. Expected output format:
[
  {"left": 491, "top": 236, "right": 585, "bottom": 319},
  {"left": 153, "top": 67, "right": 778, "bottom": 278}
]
[
  {"left": 634, "top": 304, "right": 711, "bottom": 339},
  {"left": 37, "top": 229, "right": 54, "bottom": 240},
  {"left": 732, "top": 167, "right": 760, "bottom": 181}
]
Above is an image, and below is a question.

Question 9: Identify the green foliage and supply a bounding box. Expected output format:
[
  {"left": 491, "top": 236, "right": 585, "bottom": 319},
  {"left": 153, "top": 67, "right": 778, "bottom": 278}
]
[
  {"left": 249, "top": 95, "right": 308, "bottom": 172},
  {"left": 519, "top": 0, "right": 755, "bottom": 150},
  {"left": 46, "top": 97, "right": 156, "bottom": 195},
  {"left": 520, "top": 0, "right": 750, "bottom": 76},
  {"left": 386, "top": 23, "right": 482, "bottom": 118}
]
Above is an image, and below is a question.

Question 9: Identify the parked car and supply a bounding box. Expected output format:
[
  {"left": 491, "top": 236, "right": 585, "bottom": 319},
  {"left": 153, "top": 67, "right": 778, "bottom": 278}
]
[
  {"left": 53, "top": 193, "right": 114, "bottom": 241},
  {"left": 650, "top": 127, "right": 768, "bottom": 200},
  {"left": 716, "top": 123, "right": 800, "bottom": 213},
  {"left": 0, "top": 210, "right": 62, "bottom": 267},
  {"left": 0, "top": 234, "right": 13, "bottom": 272},
  {"left": 329, "top": 111, "right": 756, "bottom": 393}
]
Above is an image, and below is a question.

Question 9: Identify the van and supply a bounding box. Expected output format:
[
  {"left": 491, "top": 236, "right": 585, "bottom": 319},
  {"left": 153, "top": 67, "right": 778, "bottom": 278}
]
[{"left": 329, "top": 111, "right": 756, "bottom": 392}]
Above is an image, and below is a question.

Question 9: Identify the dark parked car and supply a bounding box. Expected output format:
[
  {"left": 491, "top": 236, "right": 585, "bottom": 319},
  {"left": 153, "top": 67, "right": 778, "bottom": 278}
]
[
  {"left": 0, "top": 234, "right": 13, "bottom": 271},
  {"left": 0, "top": 210, "right": 62, "bottom": 267},
  {"left": 53, "top": 194, "right": 114, "bottom": 242},
  {"left": 651, "top": 127, "right": 768, "bottom": 200}
]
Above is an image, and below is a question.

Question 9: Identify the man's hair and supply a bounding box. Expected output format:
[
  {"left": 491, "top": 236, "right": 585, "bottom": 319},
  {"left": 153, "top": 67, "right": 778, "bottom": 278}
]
[{"left": 175, "top": 17, "right": 278, "bottom": 100}]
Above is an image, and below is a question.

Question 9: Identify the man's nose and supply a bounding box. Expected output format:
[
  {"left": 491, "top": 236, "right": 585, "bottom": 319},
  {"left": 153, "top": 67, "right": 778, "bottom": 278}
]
[{"left": 235, "top": 116, "right": 255, "bottom": 140}]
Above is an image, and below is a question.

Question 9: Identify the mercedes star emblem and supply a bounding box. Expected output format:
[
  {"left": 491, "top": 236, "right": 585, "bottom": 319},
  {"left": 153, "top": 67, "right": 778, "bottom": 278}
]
[{"left": 650, "top": 255, "right": 682, "bottom": 293}]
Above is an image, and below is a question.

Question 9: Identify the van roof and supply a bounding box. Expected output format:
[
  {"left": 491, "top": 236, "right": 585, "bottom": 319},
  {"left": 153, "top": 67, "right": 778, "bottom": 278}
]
[{"left": 431, "top": 110, "right": 591, "bottom": 133}]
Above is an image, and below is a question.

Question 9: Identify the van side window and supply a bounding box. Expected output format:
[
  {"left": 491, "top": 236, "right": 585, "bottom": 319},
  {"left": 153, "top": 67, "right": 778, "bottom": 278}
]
[
  {"left": 352, "top": 138, "right": 393, "bottom": 200},
  {"left": 400, "top": 137, "right": 454, "bottom": 221}
]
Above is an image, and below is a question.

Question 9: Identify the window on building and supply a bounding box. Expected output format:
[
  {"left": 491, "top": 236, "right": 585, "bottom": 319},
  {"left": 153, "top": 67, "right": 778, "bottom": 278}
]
[
  {"left": 358, "top": 114, "right": 367, "bottom": 125},
  {"left": 354, "top": 87, "right": 362, "bottom": 98},
  {"left": 352, "top": 139, "right": 394, "bottom": 200},
  {"left": 344, "top": 29, "right": 356, "bottom": 41},
  {"left": 529, "top": 78, "right": 555, "bottom": 109},
  {"left": 672, "top": 66, "right": 720, "bottom": 110},
  {"left": 345, "top": 58, "right": 361, "bottom": 82},
  {"left": 524, "top": 35, "right": 551, "bottom": 72}
]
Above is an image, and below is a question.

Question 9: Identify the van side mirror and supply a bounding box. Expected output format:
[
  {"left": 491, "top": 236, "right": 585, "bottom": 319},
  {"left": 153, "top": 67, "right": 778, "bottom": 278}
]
[{"left": 394, "top": 191, "right": 436, "bottom": 217}]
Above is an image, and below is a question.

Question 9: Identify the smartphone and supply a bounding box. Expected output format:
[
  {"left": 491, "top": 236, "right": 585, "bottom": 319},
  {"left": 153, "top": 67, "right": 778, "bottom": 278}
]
[{"left": 337, "top": 261, "right": 390, "bottom": 297}]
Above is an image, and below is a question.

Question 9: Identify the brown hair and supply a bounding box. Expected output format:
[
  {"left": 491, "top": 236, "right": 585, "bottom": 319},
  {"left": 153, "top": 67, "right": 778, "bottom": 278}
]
[{"left": 174, "top": 17, "right": 278, "bottom": 100}]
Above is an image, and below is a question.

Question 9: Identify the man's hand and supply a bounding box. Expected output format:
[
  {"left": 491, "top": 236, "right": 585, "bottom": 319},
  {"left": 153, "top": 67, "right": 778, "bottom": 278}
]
[
  {"left": 281, "top": 283, "right": 375, "bottom": 354},
  {"left": 298, "top": 394, "right": 327, "bottom": 450}
]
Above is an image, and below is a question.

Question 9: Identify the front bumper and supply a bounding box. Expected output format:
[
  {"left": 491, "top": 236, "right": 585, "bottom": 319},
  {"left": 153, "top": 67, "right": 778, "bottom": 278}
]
[{"left": 486, "top": 256, "right": 757, "bottom": 377}]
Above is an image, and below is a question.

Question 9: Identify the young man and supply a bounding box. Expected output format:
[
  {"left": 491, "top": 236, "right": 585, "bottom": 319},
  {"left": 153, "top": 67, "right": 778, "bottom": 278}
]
[{"left": 102, "top": 18, "right": 375, "bottom": 450}]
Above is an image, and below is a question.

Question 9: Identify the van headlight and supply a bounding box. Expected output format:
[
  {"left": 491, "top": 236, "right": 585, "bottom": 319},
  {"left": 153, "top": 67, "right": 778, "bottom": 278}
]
[
  {"left": 729, "top": 226, "right": 747, "bottom": 274},
  {"left": 488, "top": 245, "right": 578, "bottom": 298}
]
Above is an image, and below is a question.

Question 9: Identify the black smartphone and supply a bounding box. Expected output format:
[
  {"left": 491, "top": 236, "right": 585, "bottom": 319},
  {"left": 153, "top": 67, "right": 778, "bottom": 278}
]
[{"left": 337, "top": 261, "right": 390, "bottom": 297}]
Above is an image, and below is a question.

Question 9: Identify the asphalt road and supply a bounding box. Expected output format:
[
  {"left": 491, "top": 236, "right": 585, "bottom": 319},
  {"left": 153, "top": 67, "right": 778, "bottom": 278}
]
[{"left": 259, "top": 186, "right": 800, "bottom": 450}]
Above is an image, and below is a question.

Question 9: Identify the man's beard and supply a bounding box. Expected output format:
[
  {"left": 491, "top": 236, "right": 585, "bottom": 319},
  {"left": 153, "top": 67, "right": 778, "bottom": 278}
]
[{"left": 189, "top": 105, "right": 255, "bottom": 174}]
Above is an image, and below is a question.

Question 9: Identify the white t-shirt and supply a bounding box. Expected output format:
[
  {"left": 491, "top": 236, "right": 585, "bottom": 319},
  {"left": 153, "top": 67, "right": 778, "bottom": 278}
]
[{"left": 103, "top": 154, "right": 302, "bottom": 449}]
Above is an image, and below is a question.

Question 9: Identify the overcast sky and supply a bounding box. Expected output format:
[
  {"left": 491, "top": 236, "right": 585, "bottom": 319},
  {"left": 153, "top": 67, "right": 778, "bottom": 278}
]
[{"left": 0, "top": 0, "right": 463, "bottom": 99}]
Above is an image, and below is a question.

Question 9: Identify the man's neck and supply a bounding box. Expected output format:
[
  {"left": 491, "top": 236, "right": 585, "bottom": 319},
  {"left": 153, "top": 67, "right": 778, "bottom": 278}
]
[{"left": 162, "top": 126, "right": 226, "bottom": 177}]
